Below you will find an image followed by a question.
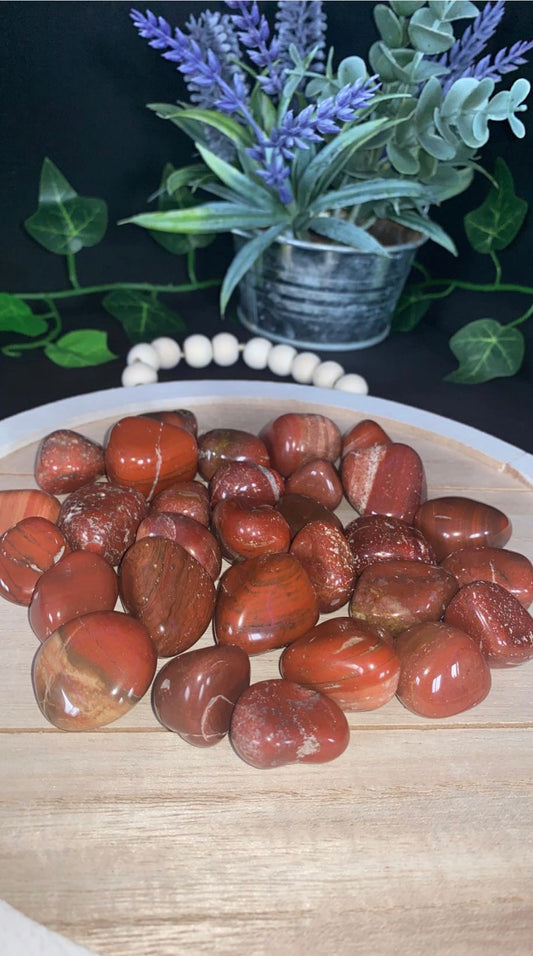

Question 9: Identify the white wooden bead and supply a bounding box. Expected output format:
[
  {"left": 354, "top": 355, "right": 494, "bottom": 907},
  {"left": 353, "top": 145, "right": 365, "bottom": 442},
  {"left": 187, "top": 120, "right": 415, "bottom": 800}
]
[
  {"left": 183, "top": 334, "right": 213, "bottom": 368},
  {"left": 121, "top": 362, "right": 159, "bottom": 387},
  {"left": 150, "top": 337, "right": 182, "bottom": 370},
  {"left": 212, "top": 332, "right": 240, "bottom": 367},
  {"left": 291, "top": 351, "right": 321, "bottom": 384},
  {"left": 267, "top": 344, "right": 297, "bottom": 377},
  {"left": 334, "top": 373, "right": 369, "bottom": 395},
  {"left": 126, "top": 343, "right": 160, "bottom": 370},
  {"left": 312, "top": 360, "right": 345, "bottom": 389},
  {"left": 242, "top": 337, "right": 272, "bottom": 370}
]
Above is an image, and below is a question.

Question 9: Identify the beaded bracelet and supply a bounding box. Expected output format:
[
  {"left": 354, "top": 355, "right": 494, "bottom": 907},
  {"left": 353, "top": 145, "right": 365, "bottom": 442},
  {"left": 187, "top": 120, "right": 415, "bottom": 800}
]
[{"left": 122, "top": 333, "right": 369, "bottom": 395}]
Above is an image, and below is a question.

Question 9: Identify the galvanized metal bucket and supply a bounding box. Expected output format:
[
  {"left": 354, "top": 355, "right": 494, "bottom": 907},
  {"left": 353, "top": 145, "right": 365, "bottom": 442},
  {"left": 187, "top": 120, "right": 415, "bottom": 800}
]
[{"left": 233, "top": 225, "right": 426, "bottom": 351}]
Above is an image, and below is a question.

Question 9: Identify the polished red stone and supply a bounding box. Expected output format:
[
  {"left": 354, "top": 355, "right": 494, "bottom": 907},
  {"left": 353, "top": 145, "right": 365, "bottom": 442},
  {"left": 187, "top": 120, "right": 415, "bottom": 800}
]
[
  {"left": 136, "top": 511, "right": 221, "bottom": 580},
  {"left": 144, "top": 408, "right": 198, "bottom": 437},
  {"left": 345, "top": 514, "right": 436, "bottom": 578},
  {"left": 280, "top": 617, "right": 400, "bottom": 712},
  {"left": 341, "top": 442, "right": 426, "bottom": 523},
  {"left": 0, "top": 517, "right": 69, "bottom": 606},
  {"left": 395, "top": 621, "right": 491, "bottom": 718},
  {"left": 58, "top": 481, "right": 147, "bottom": 566},
  {"left": 350, "top": 559, "right": 458, "bottom": 635},
  {"left": 212, "top": 498, "right": 290, "bottom": 562},
  {"left": 152, "top": 645, "right": 250, "bottom": 746},
  {"left": 414, "top": 496, "right": 512, "bottom": 562},
  {"left": 119, "top": 536, "right": 216, "bottom": 657},
  {"left": 441, "top": 546, "right": 533, "bottom": 607},
  {"left": 276, "top": 493, "right": 343, "bottom": 539},
  {"left": 0, "top": 489, "right": 61, "bottom": 536},
  {"left": 32, "top": 610, "right": 157, "bottom": 731},
  {"left": 150, "top": 480, "right": 210, "bottom": 527},
  {"left": 214, "top": 552, "right": 319, "bottom": 654},
  {"left": 209, "top": 461, "right": 285, "bottom": 509},
  {"left": 105, "top": 415, "right": 198, "bottom": 500},
  {"left": 35, "top": 429, "right": 105, "bottom": 495},
  {"left": 260, "top": 413, "right": 342, "bottom": 477},
  {"left": 285, "top": 458, "right": 343, "bottom": 510},
  {"left": 229, "top": 678, "right": 350, "bottom": 769},
  {"left": 29, "top": 550, "right": 119, "bottom": 642},
  {"left": 444, "top": 581, "right": 533, "bottom": 668},
  {"left": 197, "top": 428, "right": 270, "bottom": 480},
  {"left": 341, "top": 419, "right": 391, "bottom": 457},
  {"left": 289, "top": 520, "right": 357, "bottom": 613}
]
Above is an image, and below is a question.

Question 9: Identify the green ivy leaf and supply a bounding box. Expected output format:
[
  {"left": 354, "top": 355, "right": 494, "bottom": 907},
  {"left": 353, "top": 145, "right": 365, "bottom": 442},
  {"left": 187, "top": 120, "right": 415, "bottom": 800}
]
[
  {"left": 445, "top": 318, "right": 525, "bottom": 383},
  {"left": 24, "top": 158, "right": 108, "bottom": 255},
  {"left": 391, "top": 291, "right": 432, "bottom": 331},
  {"left": 464, "top": 158, "right": 528, "bottom": 253},
  {"left": 103, "top": 289, "right": 186, "bottom": 343},
  {"left": 150, "top": 163, "right": 215, "bottom": 257},
  {"left": 0, "top": 294, "right": 48, "bottom": 336},
  {"left": 44, "top": 330, "right": 116, "bottom": 368}
]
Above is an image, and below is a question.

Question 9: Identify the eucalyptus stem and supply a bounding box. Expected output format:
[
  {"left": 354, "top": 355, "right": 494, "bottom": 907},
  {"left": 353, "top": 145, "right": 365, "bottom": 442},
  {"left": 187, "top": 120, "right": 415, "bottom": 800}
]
[{"left": 10, "top": 277, "right": 220, "bottom": 303}]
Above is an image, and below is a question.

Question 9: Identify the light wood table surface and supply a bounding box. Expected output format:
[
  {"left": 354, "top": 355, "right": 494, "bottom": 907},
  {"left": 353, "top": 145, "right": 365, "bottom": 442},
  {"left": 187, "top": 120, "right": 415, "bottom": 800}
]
[{"left": 1, "top": 383, "right": 532, "bottom": 956}]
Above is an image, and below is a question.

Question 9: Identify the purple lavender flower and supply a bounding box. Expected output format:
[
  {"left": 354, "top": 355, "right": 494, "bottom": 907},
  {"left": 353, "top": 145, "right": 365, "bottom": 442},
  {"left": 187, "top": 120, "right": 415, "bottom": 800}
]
[
  {"left": 438, "top": 1, "right": 533, "bottom": 92},
  {"left": 275, "top": 1, "right": 327, "bottom": 75},
  {"left": 226, "top": 1, "right": 284, "bottom": 96}
]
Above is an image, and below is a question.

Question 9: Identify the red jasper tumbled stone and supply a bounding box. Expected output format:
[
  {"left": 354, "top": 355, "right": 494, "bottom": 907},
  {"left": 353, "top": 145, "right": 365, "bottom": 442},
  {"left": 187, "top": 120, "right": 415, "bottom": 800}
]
[
  {"left": 119, "top": 536, "right": 216, "bottom": 657},
  {"left": 144, "top": 408, "right": 198, "bottom": 437},
  {"left": 441, "top": 546, "right": 533, "bottom": 607},
  {"left": 32, "top": 610, "right": 157, "bottom": 731},
  {"left": 214, "top": 552, "right": 319, "bottom": 654},
  {"left": 280, "top": 617, "right": 400, "bottom": 712},
  {"left": 260, "top": 413, "right": 341, "bottom": 477},
  {"left": 29, "top": 550, "right": 119, "bottom": 642},
  {"left": 136, "top": 511, "right": 222, "bottom": 581},
  {"left": 230, "top": 678, "right": 350, "bottom": 769},
  {"left": 341, "top": 419, "right": 392, "bottom": 457},
  {"left": 285, "top": 458, "right": 343, "bottom": 510},
  {"left": 212, "top": 498, "right": 290, "bottom": 562},
  {"left": 289, "top": 520, "right": 357, "bottom": 613},
  {"left": 341, "top": 441, "right": 426, "bottom": 524},
  {"left": 209, "top": 461, "right": 285, "bottom": 509},
  {"left": 349, "top": 559, "right": 458, "bottom": 635},
  {"left": 150, "top": 480, "right": 210, "bottom": 527},
  {"left": 345, "top": 514, "right": 435, "bottom": 578},
  {"left": 0, "top": 489, "right": 61, "bottom": 537},
  {"left": 276, "top": 493, "right": 343, "bottom": 539},
  {"left": 444, "top": 581, "right": 533, "bottom": 668},
  {"left": 197, "top": 428, "right": 270, "bottom": 480},
  {"left": 105, "top": 415, "right": 198, "bottom": 500},
  {"left": 0, "top": 517, "right": 69, "bottom": 606},
  {"left": 152, "top": 645, "right": 251, "bottom": 746},
  {"left": 58, "top": 481, "right": 147, "bottom": 566},
  {"left": 414, "top": 496, "right": 512, "bottom": 562},
  {"left": 35, "top": 429, "right": 105, "bottom": 495},
  {"left": 395, "top": 621, "right": 491, "bottom": 718}
]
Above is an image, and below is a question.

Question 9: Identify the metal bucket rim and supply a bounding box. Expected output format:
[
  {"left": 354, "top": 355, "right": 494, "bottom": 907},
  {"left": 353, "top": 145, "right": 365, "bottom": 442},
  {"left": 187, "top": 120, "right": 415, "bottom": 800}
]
[{"left": 232, "top": 226, "right": 428, "bottom": 256}]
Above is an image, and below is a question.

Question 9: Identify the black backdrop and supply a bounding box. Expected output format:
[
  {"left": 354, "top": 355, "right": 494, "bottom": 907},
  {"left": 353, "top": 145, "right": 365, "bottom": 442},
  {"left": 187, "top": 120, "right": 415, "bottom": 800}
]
[{"left": 1, "top": 1, "right": 532, "bottom": 450}]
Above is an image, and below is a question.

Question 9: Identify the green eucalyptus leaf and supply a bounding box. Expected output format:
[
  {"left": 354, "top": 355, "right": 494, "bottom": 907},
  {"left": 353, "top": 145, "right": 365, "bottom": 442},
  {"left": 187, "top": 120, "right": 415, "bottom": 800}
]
[
  {"left": 390, "top": 1, "right": 426, "bottom": 15},
  {"left": 44, "top": 330, "right": 116, "bottom": 368},
  {"left": 374, "top": 4, "right": 404, "bottom": 47},
  {"left": 464, "top": 157, "right": 528, "bottom": 253},
  {"left": 338, "top": 57, "right": 369, "bottom": 86},
  {"left": 392, "top": 291, "right": 432, "bottom": 331},
  {"left": 409, "top": 10, "right": 454, "bottom": 54},
  {"left": 429, "top": 1, "right": 479, "bottom": 22},
  {"left": 24, "top": 158, "right": 107, "bottom": 255},
  {"left": 102, "top": 290, "right": 186, "bottom": 344},
  {"left": 221, "top": 223, "right": 288, "bottom": 315},
  {"left": 306, "top": 217, "right": 388, "bottom": 254},
  {"left": 446, "top": 319, "right": 525, "bottom": 383},
  {"left": 123, "top": 203, "right": 288, "bottom": 234},
  {"left": 0, "top": 295, "right": 48, "bottom": 336}
]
